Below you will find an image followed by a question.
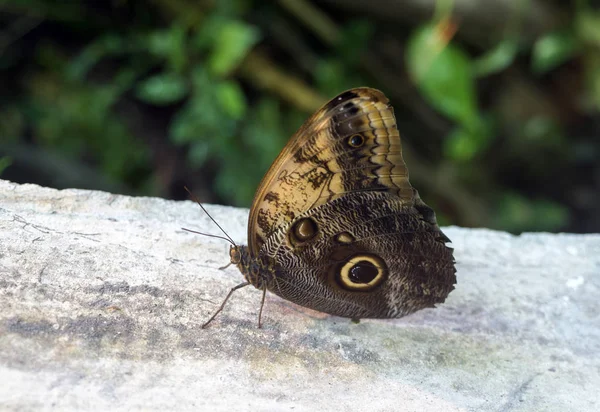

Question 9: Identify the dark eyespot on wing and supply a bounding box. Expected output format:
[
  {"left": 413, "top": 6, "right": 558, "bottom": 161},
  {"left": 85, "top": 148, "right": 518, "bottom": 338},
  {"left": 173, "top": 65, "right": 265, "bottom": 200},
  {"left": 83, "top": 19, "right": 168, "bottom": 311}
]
[
  {"left": 334, "top": 253, "right": 388, "bottom": 292},
  {"left": 347, "top": 134, "right": 365, "bottom": 148},
  {"left": 348, "top": 261, "right": 378, "bottom": 284}
]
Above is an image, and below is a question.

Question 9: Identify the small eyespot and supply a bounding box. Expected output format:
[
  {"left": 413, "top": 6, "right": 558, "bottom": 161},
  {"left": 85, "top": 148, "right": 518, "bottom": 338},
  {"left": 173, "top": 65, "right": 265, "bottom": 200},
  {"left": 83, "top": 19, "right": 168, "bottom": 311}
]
[
  {"left": 336, "top": 254, "right": 387, "bottom": 291},
  {"left": 334, "top": 232, "right": 355, "bottom": 244},
  {"left": 289, "top": 217, "right": 318, "bottom": 246},
  {"left": 347, "top": 134, "right": 365, "bottom": 148}
]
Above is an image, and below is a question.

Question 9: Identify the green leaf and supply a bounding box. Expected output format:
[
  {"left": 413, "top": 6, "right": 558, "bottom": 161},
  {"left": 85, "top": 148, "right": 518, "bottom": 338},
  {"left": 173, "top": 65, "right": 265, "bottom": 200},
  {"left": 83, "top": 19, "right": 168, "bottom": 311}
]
[
  {"left": 147, "top": 27, "right": 180, "bottom": 58},
  {"left": 170, "top": 94, "right": 227, "bottom": 146},
  {"left": 208, "top": 20, "right": 260, "bottom": 76},
  {"left": 146, "top": 25, "right": 187, "bottom": 71},
  {"left": 473, "top": 39, "right": 519, "bottom": 77},
  {"left": 135, "top": 73, "right": 189, "bottom": 105},
  {"left": 532, "top": 30, "right": 580, "bottom": 74},
  {"left": 444, "top": 116, "right": 494, "bottom": 161},
  {"left": 406, "top": 24, "right": 479, "bottom": 128},
  {"left": 444, "top": 128, "right": 479, "bottom": 161},
  {"left": 215, "top": 81, "right": 247, "bottom": 119},
  {"left": 169, "top": 70, "right": 239, "bottom": 159}
]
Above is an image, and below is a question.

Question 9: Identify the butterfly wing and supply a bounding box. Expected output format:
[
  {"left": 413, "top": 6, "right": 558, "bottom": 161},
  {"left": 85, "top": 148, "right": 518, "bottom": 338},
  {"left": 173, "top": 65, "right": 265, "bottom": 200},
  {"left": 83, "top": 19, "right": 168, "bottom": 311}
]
[
  {"left": 248, "top": 88, "right": 413, "bottom": 253},
  {"left": 247, "top": 88, "right": 455, "bottom": 318}
]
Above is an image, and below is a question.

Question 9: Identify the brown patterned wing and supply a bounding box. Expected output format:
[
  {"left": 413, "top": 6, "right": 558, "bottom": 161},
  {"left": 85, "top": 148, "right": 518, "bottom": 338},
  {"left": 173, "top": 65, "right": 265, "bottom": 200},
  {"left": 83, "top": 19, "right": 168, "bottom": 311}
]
[
  {"left": 247, "top": 88, "right": 415, "bottom": 255},
  {"left": 260, "top": 191, "right": 456, "bottom": 318}
]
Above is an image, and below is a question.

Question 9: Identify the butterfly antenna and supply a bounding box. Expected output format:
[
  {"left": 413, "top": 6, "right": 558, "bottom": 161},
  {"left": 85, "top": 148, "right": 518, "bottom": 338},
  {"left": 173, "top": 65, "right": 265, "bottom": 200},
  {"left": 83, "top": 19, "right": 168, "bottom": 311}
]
[
  {"left": 183, "top": 186, "right": 237, "bottom": 247},
  {"left": 181, "top": 228, "right": 234, "bottom": 245}
]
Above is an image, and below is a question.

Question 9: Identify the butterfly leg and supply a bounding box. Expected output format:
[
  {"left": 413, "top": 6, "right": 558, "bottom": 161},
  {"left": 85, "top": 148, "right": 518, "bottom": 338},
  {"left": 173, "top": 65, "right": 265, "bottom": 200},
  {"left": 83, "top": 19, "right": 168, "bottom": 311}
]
[
  {"left": 257, "top": 286, "right": 267, "bottom": 329},
  {"left": 202, "top": 281, "right": 250, "bottom": 328},
  {"left": 218, "top": 261, "right": 233, "bottom": 270}
]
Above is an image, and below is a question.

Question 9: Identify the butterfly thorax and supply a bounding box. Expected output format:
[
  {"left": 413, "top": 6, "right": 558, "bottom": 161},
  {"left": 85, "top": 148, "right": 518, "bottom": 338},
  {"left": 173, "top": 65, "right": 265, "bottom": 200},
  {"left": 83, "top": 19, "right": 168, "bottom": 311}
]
[{"left": 231, "top": 245, "right": 274, "bottom": 290}]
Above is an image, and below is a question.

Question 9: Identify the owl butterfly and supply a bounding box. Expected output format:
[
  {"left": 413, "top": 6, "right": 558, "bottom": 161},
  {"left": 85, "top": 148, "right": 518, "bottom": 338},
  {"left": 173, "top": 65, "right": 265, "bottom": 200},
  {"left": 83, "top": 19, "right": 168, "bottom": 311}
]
[{"left": 195, "top": 88, "right": 456, "bottom": 328}]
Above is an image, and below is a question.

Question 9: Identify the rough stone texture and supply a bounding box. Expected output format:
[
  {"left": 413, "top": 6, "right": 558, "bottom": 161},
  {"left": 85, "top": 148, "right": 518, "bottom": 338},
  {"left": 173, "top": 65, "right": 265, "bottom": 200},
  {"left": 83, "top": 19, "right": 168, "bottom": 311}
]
[{"left": 0, "top": 179, "right": 598, "bottom": 411}]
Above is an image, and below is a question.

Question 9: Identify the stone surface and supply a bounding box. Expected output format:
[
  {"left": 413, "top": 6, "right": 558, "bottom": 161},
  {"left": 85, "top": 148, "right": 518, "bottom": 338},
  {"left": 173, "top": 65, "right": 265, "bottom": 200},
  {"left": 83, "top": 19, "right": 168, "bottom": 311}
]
[{"left": 0, "top": 179, "right": 598, "bottom": 411}]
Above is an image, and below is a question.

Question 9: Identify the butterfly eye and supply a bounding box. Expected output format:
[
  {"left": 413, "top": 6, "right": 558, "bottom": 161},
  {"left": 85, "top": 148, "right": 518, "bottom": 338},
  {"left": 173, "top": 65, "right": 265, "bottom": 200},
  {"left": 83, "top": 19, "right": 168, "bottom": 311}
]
[
  {"left": 229, "top": 246, "right": 242, "bottom": 264},
  {"left": 289, "top": 217, "right": 318, "bottom": 246},
  {"left": 336, "top": 254, "right": 387, "bottom": 291},
  {"left": 347, "top": 134, "right": 365, "bottom": 148}
]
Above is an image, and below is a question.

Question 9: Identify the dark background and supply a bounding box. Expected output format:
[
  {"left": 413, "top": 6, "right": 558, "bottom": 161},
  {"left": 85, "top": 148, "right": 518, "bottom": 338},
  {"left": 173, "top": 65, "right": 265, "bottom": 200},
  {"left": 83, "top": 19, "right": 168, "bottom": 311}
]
[{"left": 1, "top": 0, "right": 598, "bottom": 233}]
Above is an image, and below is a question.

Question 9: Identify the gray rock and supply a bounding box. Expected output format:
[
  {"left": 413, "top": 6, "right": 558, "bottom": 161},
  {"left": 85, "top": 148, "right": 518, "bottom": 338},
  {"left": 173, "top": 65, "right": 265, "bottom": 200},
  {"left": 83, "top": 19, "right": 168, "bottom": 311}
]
[{"left": 0, "top": 179, "right": 598, "bottom": 411}]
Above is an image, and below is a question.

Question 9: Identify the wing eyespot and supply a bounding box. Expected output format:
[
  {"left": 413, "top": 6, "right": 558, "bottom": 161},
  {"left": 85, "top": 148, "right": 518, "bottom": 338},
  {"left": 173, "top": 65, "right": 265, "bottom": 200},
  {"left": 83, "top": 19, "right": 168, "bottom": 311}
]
[
  {"left": 335, "top": 254, "right": 388, "bottom": 291},
  {"left": 288, "top": 217, "right": 319, "bottom": 247},
  {"left": 347, "top": 133, "right": 365, "bottom": 148},
  {"left": 334, "top": 232, "right": 355, "bottom": 244}
]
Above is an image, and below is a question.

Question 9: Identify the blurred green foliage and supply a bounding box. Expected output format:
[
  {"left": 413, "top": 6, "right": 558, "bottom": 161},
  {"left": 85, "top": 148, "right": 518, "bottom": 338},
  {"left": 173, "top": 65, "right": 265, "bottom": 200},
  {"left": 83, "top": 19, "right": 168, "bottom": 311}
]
[
  {"left": 0, "top": 156, "right": 11, "bottom": 174},
  {"left": 406, "top": 22, "right": 492, "bottom": 161},
  {"left": 1, "top": 0, "right": 599, "bottom": 233}
]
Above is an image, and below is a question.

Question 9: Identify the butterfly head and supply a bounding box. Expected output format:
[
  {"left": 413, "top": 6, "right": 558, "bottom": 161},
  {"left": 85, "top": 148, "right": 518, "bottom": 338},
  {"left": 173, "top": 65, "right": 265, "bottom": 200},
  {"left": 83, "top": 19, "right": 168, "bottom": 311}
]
[{"left": 228, "top": 245, "right": 242, "bottom": 265}]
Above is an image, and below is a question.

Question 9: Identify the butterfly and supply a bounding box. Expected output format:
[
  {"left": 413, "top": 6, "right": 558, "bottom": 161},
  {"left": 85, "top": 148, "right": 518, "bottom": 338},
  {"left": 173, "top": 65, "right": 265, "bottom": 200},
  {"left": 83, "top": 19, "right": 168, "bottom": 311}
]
[{"left": 194, "top": 88, "right": 456, "bottom": 328}]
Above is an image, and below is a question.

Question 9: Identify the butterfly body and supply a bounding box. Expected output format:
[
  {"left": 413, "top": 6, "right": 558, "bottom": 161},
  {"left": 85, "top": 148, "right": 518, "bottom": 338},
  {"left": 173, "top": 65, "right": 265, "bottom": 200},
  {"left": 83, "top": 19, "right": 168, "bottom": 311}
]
[{"left": 218, "top": 87, "right": 456, "bottom": 324}]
